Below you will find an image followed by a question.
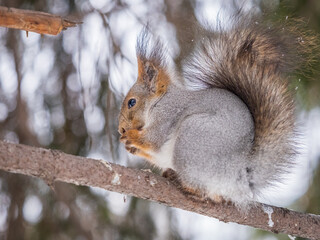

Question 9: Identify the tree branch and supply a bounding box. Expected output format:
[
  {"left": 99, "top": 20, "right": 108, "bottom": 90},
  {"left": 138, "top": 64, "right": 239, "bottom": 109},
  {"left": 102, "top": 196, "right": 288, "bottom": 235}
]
[
  {"left": 0, "top": 140, "right": 319, "bottom": 239},
  {"left": 0, "top": 6, "right": 80, "bottom": 35}
]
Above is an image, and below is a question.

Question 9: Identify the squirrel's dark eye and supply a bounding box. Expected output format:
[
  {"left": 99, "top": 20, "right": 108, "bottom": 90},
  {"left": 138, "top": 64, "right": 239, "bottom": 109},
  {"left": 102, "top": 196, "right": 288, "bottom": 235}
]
[{"left": 128, "top": 98, "right": 136, "bottom": 109}]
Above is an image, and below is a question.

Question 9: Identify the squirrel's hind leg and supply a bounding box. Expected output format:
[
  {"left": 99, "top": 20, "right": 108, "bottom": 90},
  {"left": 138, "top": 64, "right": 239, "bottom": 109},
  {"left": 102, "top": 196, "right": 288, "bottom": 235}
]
[{"left": 162, "top": 168, "right": 215, "bottom": 201}]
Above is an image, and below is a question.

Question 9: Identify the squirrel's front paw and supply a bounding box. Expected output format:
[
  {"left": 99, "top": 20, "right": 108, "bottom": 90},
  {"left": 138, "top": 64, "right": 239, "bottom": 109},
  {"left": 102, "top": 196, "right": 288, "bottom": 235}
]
[
  {"left": 120, "top": 129, "right": 151, "bottom": 150},
  {"left": 125, "top": 145, "right": 138, "bottom": 154},
  {"left": 121, "top": 135, "right": 139, "bottom": 154},
  {"left": 120, "top": 129, "right": 140, "bottom": 150},
  {"left": 120, "top": 129, "right": 153, "bottom": 160}
]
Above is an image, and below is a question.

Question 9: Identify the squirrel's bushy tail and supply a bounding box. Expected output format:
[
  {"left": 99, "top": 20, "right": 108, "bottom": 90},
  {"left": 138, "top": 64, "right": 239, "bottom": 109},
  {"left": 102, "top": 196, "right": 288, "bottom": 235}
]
[{"left": 183, "top": 15, "right": 317, "bottom": 186}]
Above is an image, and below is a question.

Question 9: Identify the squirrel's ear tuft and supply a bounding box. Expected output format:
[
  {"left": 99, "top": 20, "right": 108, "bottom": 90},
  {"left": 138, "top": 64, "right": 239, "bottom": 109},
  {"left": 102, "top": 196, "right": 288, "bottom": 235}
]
[
  {"left": 136, "top": 27, "right": 170, "bottom": 95},
  {"left": 136, "top": 27, "right": 166, "bottom": 68}
]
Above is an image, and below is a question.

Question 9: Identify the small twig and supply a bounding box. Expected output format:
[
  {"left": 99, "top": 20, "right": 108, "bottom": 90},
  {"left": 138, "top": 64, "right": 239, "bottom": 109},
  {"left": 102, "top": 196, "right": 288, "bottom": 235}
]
[
  {"left": 0, "top": 6, "right": 81, "bottom": 35},
  {"left": 0, "top": 140, "right": 319, "bottom": 239}
]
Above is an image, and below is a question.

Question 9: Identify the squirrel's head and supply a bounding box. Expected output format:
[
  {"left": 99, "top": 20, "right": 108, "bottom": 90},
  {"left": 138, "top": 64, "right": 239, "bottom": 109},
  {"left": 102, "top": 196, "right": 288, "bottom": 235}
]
[
  {"left": 118, "top": 28, "right": 171, "bottom": 136},
  {"left": 118, "top": 58, "right": 170, "bottom": 136}
]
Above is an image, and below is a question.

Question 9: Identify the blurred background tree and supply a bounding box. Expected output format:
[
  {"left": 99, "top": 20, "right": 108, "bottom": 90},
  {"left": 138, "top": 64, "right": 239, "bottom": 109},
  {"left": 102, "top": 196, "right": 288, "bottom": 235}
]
[{"left": 0, "top": 0, "right": 319, "bottom": 239}]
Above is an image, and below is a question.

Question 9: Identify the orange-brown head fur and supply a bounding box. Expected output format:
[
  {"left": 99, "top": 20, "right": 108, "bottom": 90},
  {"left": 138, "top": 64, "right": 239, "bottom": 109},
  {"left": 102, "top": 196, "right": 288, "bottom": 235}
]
[{"left": 118, "top": 29, "right": 171, "bottom": 136}]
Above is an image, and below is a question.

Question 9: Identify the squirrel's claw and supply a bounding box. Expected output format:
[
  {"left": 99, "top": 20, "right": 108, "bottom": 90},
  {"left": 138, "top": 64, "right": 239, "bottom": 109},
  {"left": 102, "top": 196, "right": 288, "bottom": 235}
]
[{"left": 125, "top": 146, "right": 137, "bottom": 154}]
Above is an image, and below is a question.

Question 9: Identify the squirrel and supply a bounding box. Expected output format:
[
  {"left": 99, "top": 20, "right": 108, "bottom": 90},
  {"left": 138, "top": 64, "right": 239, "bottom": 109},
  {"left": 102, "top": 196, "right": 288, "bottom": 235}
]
[{"left": 118, "top": 13, "right": 315, "bottom": 208}]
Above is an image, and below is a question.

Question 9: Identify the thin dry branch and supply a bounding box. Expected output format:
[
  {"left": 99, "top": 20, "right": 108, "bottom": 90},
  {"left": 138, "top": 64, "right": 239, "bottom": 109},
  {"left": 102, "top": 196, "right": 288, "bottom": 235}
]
[
  {"left": 0, "top": 140, "right": 319, "bottom": 239},
  {"left": 0, "top": 6, "right": 80, "bottom": 35}
]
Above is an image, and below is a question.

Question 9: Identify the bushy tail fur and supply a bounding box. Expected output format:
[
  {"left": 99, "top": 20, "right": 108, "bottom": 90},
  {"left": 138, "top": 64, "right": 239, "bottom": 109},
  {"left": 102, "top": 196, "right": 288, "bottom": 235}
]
[{"left": 183, "top": 15, "right": 317, "bottom": 186}]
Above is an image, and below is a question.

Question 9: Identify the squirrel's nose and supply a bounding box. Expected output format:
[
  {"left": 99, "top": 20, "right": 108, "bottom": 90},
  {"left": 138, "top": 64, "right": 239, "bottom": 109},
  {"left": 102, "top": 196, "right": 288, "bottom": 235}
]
[
  {"left": 118, "top": 126, "right": 126, "bottom": 135},
  {"left": 118, "top": 117, "right": 127, "bottom": 135}
]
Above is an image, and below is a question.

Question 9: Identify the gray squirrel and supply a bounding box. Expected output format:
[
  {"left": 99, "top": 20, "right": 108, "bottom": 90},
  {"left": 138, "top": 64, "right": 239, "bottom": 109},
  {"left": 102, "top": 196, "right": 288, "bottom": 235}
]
[{"left": 118, "top": 14, "right": 315, "bottom": 208}]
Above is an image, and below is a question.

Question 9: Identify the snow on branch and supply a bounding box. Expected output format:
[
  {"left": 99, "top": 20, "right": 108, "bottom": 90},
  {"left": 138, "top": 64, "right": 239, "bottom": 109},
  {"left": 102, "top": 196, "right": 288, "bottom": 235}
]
[{"left": 0, "top": 140, "right": 319, "bottom": 239}]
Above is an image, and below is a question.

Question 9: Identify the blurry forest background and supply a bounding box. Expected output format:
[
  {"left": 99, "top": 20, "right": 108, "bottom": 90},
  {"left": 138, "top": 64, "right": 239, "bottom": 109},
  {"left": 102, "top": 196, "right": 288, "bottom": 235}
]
[{"left": 0, "top": 0, "right": 320, "bottom": 239}]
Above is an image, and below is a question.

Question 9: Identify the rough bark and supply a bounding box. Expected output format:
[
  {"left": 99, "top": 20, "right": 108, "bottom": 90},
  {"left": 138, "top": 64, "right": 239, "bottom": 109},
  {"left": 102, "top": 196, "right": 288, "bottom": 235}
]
[
  {"left": 0, "top": 140, "right": 319, "bottom": 239},
  {"left": 0, "top": 6, "right": 80, "bottom": 35}
]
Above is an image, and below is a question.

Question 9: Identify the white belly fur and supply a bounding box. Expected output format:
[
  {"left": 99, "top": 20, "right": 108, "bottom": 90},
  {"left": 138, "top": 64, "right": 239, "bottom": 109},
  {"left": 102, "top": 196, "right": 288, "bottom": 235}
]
[{"left": 151, "top": 134, "right": 176, "bottom": 170}]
